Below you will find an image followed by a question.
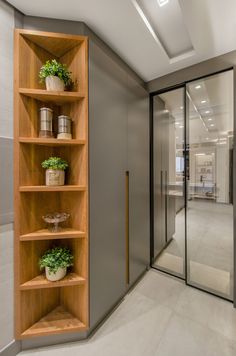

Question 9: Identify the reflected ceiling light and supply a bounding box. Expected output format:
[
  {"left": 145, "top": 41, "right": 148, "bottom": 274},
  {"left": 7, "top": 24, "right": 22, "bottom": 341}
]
[
  {"left": 205, "top": 110, "right": 210, "bottom": 114},
  {"left": 208, "top": 118, "right": 212, "bottom": 121},
  {"left": 176, "top": 136, "right": 179, "bottom": 139},
  {"left": 157, "top": 0, "right": 169, "bottom": 7},
  {"left": 180, "top": 106, "right": 183, "bottom": 110},
  {"left": 179, "top": 125, "right": 184, "bottom": 128},
  {"left": 195, "top": 153, "right": 205, "bottom": 156},
  {"left": 195, "top": 85, "right": 201, "bottom": 89},
  {"left": 206, "top": 137, "right": 209, "bottom": 140},
  {"left": 219, "top": 138, "right": 227, "bottom": 141},
  {"left": 175, "top": 122, "right": 180, "bottom": 125},
  {"left": 201, "top": 100, "right": 207, "bottom": 104},
  {"left": 210, "top": 124, "right": 214, "bottom": 127}
]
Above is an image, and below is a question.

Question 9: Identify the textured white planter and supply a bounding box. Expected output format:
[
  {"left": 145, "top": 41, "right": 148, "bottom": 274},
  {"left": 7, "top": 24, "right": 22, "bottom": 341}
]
[
  {"left": 45, "top": 76, "right": 65, "bottom": 91},
  {"left": 45, "top": 267, "right": 67, "bottom": 282},
  {"left": 46, "top": 169, "right": 65, "bottom": 186}
]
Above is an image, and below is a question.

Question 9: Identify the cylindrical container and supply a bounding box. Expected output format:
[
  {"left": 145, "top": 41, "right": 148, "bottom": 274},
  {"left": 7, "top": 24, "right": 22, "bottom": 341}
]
[
  {"left": 45, "top": 169, "right": 65, "bottom": 186},
  {"left": 39, "top": 107, "right": 54, "bottom": 138},
  {"left": 57, "top": 115, "right": 72, "bottom": 140}
]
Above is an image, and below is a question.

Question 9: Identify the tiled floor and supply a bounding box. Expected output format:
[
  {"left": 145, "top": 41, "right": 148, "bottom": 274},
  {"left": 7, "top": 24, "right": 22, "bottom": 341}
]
[
  {"left": 19, "top": 269, "right": 236, "bottom": 356},
  {"left": 154, "top": 200, "right": 233, "bottom": 298}
]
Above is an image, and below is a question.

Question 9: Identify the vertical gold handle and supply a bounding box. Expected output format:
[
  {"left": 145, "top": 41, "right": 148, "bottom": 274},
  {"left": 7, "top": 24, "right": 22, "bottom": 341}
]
[{"left": 126, "top": 171, "right": 130, "bottom": 285}]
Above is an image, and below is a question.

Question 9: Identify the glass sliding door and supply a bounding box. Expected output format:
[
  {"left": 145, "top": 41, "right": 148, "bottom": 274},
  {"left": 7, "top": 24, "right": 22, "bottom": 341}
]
[
  {"left": 152, "top": 87, "right": 186, "bottom": 278},
  {"left": 186, "top": 70, "right": 234, "bottom": 300}
]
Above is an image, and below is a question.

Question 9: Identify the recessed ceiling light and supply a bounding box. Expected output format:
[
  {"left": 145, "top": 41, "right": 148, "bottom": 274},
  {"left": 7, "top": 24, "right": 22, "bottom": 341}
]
[
  {"left": 195, "top": 85, "right": 201, "bottom": 89},
  {"left": 208, "top": 118, "right": 212, "bottom": 121},
  {"left": 205, "top": 110, "right": 210, "bottom": 114},
  {"left": 157, "top": 0, "right": 169, "bottom": 7},
  {"left": 201, "top": 100, "right": 207, "bottom": 104},
  {"left": 210, "top": 124, "right": 214, "bottom": 127}
]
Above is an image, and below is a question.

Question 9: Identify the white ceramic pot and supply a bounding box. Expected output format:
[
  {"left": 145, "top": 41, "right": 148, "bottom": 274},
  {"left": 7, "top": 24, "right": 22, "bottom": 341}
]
[
  {"left": 45, "top": 76, "right": 65, "bottom": 91},
  {"left": 45, "top": 267, "right": 67, "bottom": 282},
  {"left": 46, "top": 169, "right": 65, "bottom": 186}
]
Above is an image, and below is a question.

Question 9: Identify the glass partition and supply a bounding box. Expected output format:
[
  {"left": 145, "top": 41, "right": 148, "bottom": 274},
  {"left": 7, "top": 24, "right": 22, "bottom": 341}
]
[
  {"left": 152, "top": 87, "right": 185, "bottom": 278},
  {"left": 186, "top": 70, "right": 234, "bottom": 300}
]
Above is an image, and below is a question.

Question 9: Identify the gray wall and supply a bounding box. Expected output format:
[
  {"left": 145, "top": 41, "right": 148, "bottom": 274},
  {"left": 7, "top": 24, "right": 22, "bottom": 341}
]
[
  {"left": 0, "top": 1, "right": 17, "bottom": 354},
  {"left": 147, "top": 50, "right": 236, "bottom": 93}
]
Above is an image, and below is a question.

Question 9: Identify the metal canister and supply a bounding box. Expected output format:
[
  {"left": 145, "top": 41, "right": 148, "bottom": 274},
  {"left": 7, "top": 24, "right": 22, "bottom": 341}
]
[
  {"left": 57, "top": 115, "right": 72, "bottom": 140},
  {"left": 39, "top": 107, "right": 54, "bottom": 138}
]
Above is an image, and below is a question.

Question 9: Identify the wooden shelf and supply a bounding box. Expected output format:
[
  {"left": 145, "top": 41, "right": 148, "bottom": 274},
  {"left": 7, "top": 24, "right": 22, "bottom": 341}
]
[
  {"left": 15, "top": 29, "right": 89, "bottom": 339},
  {"left": 20, "top": 228, "right": 86, "bottom": 241},
  {"left": 21, "top": 306, "right": 86, "bottom": 338},
  {"left": 19, "top": 138, "right": 86, "bottom": 146},
  {"left": 19, "top": 185, "right": 86, "bottom": 192},
  {"left": 19, "top": 88, "right": 85, "bottom": 104},
  {"left": 20, "top": 273, "right": 86, "bottom": 290}
]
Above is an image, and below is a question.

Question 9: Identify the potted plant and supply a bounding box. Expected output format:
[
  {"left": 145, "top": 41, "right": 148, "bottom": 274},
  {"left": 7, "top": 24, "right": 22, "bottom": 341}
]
[
  {"left": 39, "top": 59, "right": 72, "bottom": 91},
  {"left": 41, "top": 157, "right": 68, "bottom": 186},
  {"left": 39, "top": 246, "right": 74, "bottom": 282}
]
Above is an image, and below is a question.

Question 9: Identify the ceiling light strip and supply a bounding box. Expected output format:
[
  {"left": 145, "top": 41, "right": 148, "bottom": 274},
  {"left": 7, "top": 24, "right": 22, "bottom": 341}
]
[{"left": 131, "top": 0, "right": 169, "bottom": 59}]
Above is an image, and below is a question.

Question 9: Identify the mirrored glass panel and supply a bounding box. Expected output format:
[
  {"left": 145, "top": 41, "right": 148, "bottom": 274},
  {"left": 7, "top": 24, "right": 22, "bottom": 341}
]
[
  {"left": 153, "top": 87, "right": 185, "bottom": 278},
  {"left": 186, "top": 70, "right": 234, "bottom": 299}
]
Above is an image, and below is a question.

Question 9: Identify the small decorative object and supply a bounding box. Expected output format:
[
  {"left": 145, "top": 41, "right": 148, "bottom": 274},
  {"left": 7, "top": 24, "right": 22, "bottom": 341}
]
[
  {"left": 42, "top": 212, "right": 70, "bottom": 232},
  {"left": 39, "top": 246, "right": 74, "bottom": 282},
  {"left": 39, "top": 59, "right": 72, "bottom": 91},
  {"left": 57, "top": 115, "right": 72, "bottom": 140},
  {"left": 39, "top": 107, "right": 54, "bottom": 138},
  {"left": 41, "top": 157, "right": 69, "bottom": 186}
]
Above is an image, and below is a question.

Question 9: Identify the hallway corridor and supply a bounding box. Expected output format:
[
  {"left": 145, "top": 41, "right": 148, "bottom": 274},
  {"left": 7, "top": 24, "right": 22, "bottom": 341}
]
[{"left": 20, "top": 270, "right": 236, "bottom": 356}]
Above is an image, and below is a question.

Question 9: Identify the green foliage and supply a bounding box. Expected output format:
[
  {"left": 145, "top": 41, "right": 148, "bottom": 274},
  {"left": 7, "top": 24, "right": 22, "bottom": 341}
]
[
  {"left": 39, "top": 246, "right": 74, "bottom": 274},
  {"left": 41, "top": 157, "right": 69, "bottom": 170},
  {"left": 39, "top": 59, "right": 72, "bottom": 86}
]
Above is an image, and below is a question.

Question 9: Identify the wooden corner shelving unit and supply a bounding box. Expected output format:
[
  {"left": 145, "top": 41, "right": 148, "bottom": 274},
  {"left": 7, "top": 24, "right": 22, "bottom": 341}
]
[{"left": 14, "top": 29, "right": 89, "bottom": 339}]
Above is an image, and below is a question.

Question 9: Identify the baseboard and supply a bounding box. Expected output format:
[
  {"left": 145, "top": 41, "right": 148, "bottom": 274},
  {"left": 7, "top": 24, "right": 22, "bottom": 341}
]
[{"left": 0, "top": 340, "right": 21, "bottom": 356}]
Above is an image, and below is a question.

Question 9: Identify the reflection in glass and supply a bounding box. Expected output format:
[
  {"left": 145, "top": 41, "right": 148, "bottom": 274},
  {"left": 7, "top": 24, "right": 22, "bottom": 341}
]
[
  {"left": 186, "top": 70, "right": 234, "bottom": 300},
  {"left": 153, "top": 88, "right": 185, "bottom": 278}
]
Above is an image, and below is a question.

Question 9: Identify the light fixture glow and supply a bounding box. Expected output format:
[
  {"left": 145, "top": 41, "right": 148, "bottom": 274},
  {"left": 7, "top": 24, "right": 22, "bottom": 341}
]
[
  {"left": 208, "top": 118, "right": 212, "bottom": 121},
  {"left": 175, "top": 122, "right": 180, "bottom": 125},
  {"left": 201, "top": 100, "right": 207, "bottom": 104},
  {"left": 195, "top": 153, "right": 206, "bottom": 156},
  {"left": 180, "top": 106, "right": 183, "bottom": 110},
  {"left": 179, "top": 125, "right": 184, "bottom": 128},
  {"left": 157, "top": 0, "right": 169, "bottom": 7},
  {"left": 195, "top": 85, "right": 201, "bottom": 89},
  {"left": 205, "top": 110, "right": 210, "bottom": 114},
  {"left": 210, "top": 124, "right": 214, "bottom": 127}
]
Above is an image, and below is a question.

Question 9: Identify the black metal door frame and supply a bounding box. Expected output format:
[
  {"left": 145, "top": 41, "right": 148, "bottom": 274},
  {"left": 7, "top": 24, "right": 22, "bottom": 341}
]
[{"left": 150, "top": 67, "right": 235, "bottom": 306}]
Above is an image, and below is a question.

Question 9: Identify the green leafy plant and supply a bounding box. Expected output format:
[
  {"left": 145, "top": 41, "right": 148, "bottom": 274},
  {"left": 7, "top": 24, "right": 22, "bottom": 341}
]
[
  {"left": 39, "top": 247, "right": 74, "bottom": 274},
  {"left": 41, "top": 157, "right": 69, "bottom": 170},
  {"left": 39, "top": 59, "right": 72, "bottom": 86}
]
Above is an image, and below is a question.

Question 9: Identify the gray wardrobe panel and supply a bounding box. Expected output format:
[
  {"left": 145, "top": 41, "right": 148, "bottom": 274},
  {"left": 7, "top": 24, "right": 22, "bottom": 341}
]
[
  {"left": 127, "top": 76, "right": 149, "bottom": 284},
  {"left": 89, "top": 39, "right": 127, "bottom": 329}
]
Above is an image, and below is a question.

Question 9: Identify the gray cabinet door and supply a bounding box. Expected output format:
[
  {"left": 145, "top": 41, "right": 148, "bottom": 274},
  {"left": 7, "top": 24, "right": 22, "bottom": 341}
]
[
  {"left": 89, "top": 40, "right": 127, "bottom": 329},
  {"left": 127, "top": 75, "right": 149, "bottom": 285}
]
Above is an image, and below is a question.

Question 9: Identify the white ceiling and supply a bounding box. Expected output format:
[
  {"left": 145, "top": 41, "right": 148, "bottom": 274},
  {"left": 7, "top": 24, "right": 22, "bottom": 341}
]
[{"left": 7, "top": 0, "right": 236, "bottom": 82}]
